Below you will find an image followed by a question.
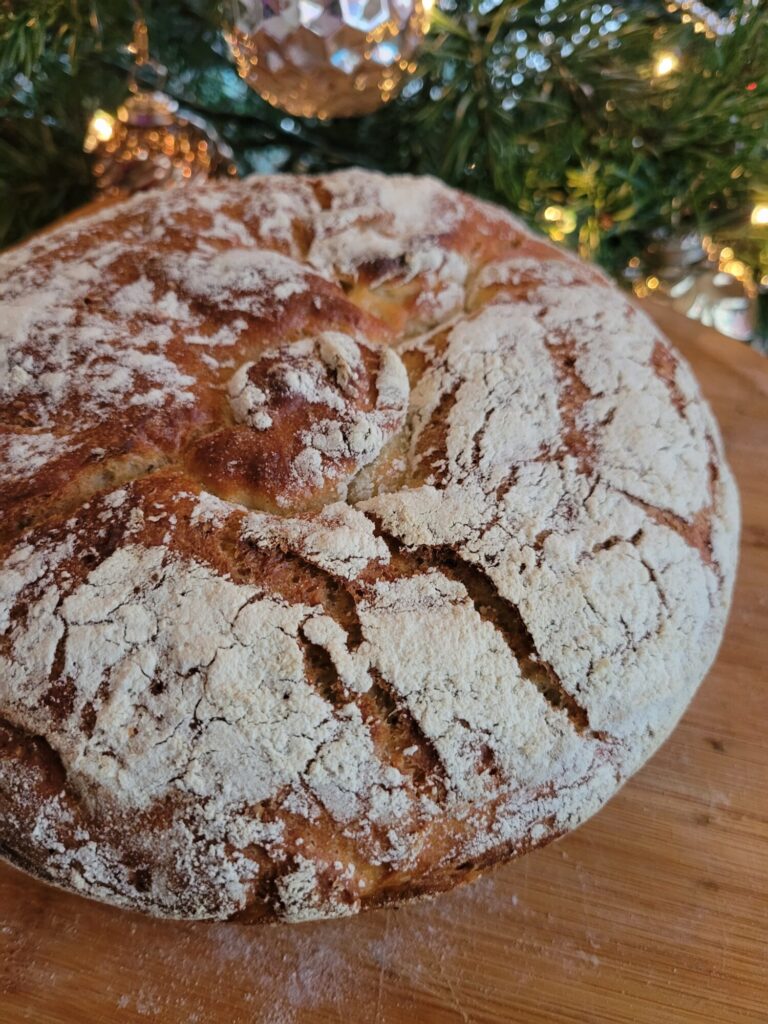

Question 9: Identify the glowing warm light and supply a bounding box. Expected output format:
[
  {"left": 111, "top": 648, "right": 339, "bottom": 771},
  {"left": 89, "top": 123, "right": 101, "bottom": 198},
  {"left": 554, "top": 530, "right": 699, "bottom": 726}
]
[
  {"left": 83, "top": 110, "right": 117, "bottom": 154},
  {"left": 654, "top": 51, "right": 680, "bottom": 77},
  {"left": 720, "top": 246, "right": 734, "bottom": 260},
  {"left": 542, "top": 205, "right": 577, "bottom": 239},
  {"left": 722, "top": 259, "right": 747, "bottom": 279},
  {"left": 646, "top": 275, "right": 660, "bottom": 290},
  {"left": 90, "top": 112, "right": 115, "bottom": 142},
  {"left": 422, "top": 0, "right": 435, "bottom": 12},
  {"left": 750, "top": 203, "right": 768, "bottom": 227}
]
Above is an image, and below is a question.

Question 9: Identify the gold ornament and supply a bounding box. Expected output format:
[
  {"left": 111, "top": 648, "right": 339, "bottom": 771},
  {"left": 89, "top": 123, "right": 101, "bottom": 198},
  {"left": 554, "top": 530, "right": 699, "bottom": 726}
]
[
  {"left": 85, "top": 91, "right": 237, "bottom": 196},
  {"left": 84, "top": 19, "right": 237, "bottom": 197},
  {"left": 225, "top": 0, "right": 433, "bottom": 120}
]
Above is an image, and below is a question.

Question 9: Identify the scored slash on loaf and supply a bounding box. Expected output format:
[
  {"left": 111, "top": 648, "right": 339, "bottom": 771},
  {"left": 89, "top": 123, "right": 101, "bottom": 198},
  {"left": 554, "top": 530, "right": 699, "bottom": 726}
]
[{"left": 0, "top": 171, "right": 739, "bottom": 922}]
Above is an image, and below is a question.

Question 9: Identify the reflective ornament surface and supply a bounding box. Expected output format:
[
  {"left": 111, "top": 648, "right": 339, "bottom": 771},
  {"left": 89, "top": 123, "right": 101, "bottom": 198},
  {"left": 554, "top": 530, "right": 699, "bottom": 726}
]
[
  {"left": 226, "top": 0, "right": 430, "bottom": 119},
  {"left": 638, "top": 234, "right": 756, "bottom": 343},
  {"left": 84, "top": 91, "right": 237, "bottom": 197}
]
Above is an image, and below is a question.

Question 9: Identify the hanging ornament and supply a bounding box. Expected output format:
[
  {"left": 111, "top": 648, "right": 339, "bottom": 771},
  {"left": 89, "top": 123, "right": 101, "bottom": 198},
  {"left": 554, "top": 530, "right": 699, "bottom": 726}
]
[
  {"left": 84, "top": 18, "right": 237, "bottom": 196},
  {"left": 225, "top": 0, "right": 432, "bottom": 120},
  {"left": 630, "top": 234, "right": 756, "bottom": 343}
]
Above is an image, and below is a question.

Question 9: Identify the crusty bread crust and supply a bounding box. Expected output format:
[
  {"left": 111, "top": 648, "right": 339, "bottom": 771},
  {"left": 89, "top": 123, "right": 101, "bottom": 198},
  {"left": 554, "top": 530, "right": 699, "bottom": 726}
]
[{"left": 0, "top": 171, "right": 739, "bottom": 922}]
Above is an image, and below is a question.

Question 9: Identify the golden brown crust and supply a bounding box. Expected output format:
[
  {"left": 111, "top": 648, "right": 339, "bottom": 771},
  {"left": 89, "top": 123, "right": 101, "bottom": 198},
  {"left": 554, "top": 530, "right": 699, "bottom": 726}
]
[{"left": 0, "top": 171, "right": 739, "bottom": 922}]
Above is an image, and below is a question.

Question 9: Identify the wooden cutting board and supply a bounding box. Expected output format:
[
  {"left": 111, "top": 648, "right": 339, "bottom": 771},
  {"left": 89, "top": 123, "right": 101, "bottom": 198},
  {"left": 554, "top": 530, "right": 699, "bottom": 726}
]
[{"left": 1, "top": 302, "right": 766, "bottom": 1024}]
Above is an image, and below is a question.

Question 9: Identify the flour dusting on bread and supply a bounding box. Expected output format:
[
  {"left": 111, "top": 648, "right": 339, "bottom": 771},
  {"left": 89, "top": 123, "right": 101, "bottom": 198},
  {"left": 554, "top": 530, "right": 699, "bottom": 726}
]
[{"left": 0, "top": 171, "right": 739, "bottom": 922}]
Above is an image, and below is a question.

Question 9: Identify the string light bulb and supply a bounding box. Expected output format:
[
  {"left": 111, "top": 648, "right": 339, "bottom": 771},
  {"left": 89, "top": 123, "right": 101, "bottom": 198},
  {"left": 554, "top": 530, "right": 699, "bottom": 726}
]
[
  {"left": 750, "top": 203, "right": 768, "bottom": 227},
  {"left": 654, "top": 51, "right": 681, "bottom": 77},
  {"left": 84, "top": 110, "right": 116, "bottom": 150},
  {"left": 542, "top": 205, "right": 577, "bottom": 241}
]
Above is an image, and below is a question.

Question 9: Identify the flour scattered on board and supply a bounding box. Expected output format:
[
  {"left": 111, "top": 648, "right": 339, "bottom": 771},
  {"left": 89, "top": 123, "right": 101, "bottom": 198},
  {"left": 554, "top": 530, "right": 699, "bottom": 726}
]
[
  {"left": 83, "top": 862, "right": 605, "bottom": 1022},
  {"left": 103, "top": 873, "right": 515, "bottom": 1023}
]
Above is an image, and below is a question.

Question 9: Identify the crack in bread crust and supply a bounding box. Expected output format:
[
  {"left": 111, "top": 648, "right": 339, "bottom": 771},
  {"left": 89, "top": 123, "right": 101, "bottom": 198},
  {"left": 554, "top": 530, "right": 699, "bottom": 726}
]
[
  {"left": 363, "top": 516, "right": 594, "bottom": 734},
  {"left": 0, "top": 170, "right": 739, "bottom": 923}
]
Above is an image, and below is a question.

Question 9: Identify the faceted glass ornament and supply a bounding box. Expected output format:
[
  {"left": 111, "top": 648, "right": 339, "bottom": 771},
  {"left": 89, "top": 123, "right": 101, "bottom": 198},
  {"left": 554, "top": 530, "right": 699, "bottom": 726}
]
[
  {"left": 226, "top": 0, "right": 430, "bottom": 119},
  {"left": 85, "top": 91, "right": 237, "bottom": 197}
]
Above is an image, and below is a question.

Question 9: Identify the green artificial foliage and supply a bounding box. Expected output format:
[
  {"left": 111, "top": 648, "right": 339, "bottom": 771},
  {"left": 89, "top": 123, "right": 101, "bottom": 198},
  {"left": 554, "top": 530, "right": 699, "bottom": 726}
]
[{"left": 1, "top": 0, "right": 766, "bottom": 294}]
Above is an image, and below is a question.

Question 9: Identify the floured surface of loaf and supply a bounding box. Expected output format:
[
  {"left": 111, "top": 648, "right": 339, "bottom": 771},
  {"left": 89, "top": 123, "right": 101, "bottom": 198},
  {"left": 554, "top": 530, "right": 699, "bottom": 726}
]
[{"left": 0, "top": 171, "right": 739, "bottom": 921}]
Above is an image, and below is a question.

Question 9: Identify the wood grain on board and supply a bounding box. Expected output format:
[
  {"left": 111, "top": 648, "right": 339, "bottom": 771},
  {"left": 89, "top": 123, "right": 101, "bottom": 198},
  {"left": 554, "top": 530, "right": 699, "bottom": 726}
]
[{"left": 1, "top": 301, "right": 766, "bottom": 1024}]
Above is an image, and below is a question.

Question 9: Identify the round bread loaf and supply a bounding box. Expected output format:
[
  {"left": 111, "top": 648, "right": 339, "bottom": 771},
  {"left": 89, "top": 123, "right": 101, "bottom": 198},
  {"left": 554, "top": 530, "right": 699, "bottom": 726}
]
[{"left": 0, "top": 171, "right": 739, "bottom": 922}]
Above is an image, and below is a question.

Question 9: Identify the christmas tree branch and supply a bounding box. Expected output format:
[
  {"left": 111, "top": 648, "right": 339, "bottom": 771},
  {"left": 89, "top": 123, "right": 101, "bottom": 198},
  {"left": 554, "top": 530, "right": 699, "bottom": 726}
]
[{"left": 1, "top": 0, "right": 766, "bottom": 294}]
